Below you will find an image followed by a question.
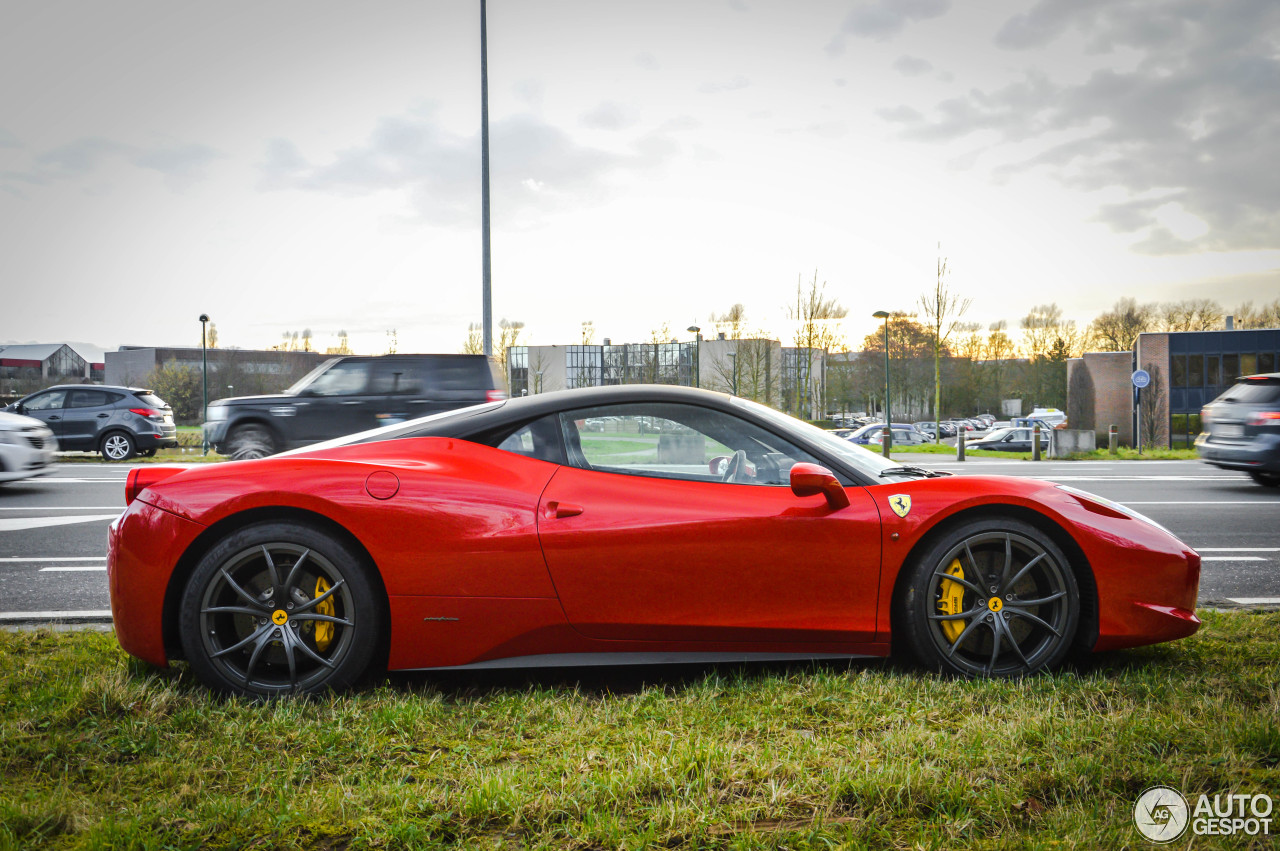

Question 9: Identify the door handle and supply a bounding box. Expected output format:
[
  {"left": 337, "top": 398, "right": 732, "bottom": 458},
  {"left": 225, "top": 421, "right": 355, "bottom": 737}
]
[
  {"left": 543, "top": 501, "right": 584, "bottom": 519},
  {"left": 97, "top": 413, "right": 109, "bottom": 418},
  {"left": 340, "top": 400, "right": 363, "bottom": 406},
  {"left": 48, "top": 415, "right": 61, "bottom": 421}
]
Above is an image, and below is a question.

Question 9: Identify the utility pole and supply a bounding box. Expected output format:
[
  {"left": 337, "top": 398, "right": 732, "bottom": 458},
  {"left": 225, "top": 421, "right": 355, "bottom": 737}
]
[{"left": 480, "top": 0, "right": 493, "bottom": 357}]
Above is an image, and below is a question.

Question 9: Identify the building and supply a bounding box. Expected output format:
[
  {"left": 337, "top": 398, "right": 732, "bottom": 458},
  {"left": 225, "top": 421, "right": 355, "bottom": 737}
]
[
  {"left": 1068, "top": 326, "right": 1280, "bottom": 448},
  {"left": 106, "top": 346, "right": 327, "bottom": 399},
  {"left": 0, "top": 343, "right": 104, "bottom": 396},
  {"left": 506, "top": 336, "right": 824, "bottom": 417}
]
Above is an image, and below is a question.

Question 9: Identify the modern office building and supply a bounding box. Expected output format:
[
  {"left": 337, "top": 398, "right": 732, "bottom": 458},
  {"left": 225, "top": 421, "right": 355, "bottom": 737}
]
[
  {"left": 0, "top": 343, "right": 105, "bottom": 395},
  {"left": 507, "top": 337, "right": 826, "bottom": 418}
]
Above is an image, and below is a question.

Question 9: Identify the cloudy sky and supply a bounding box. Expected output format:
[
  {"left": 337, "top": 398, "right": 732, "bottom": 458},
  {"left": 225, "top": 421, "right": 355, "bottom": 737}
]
[{"left": 3, "top": 0, "right": 1278, "bottom": 356}]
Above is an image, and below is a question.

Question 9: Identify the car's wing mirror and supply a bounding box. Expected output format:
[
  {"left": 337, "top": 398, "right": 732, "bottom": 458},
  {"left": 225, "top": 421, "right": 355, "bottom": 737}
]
[
  {"left": 13, "top": 403, "right": 24, "bottom": 414},
  {"left": 709, "top": 455, "right": 729, "bottom": 476},
  {"left": 789, "top": 463, "right": 850, "bottom": 510}
]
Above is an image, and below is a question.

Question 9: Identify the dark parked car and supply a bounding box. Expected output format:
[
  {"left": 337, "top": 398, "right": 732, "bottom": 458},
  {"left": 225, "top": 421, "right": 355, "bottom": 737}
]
[
  {"left": 203, "top": 354, "right": 504, "bottom": 459},
  {"left": 4, "top": 385, "right": 177, "bottom": 461},
  {"left": 846, "top": 422, "right": 922, "bottom": 445},
  {"left": 1199, "top": 372, "right": 1280, "bottom": 487},
  {"left": 968, "top": 427, "right": 1050, "bottom": 453}
]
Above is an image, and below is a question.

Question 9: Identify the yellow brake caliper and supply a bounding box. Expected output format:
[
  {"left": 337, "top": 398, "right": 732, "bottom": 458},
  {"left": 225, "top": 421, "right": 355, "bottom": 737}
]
[
  {"left": 314, "top": 576, "right": 335, "bottom": 652},
  {"left": 937, "top": 559, "right": 967, "bottom": 643}
]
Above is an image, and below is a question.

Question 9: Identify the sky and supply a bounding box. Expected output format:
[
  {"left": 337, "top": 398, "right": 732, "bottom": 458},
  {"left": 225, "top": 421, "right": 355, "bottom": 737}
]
[{"left": 2, "top": 0, "right": 1279, "bottom": 356}]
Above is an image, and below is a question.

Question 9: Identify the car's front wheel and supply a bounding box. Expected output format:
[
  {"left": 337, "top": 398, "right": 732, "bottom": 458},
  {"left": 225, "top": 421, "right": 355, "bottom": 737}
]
[
  {"left": 100, "top": 431, "right": 136, "bottom": 461},
  {"left": 178, "top": 522, "right": 380, "bottom": 697},
  {"left": 225, "top": 424, "right": 278, "bottom": 460},
  {"left": 1248, "top": 471, "right": 1280, "bottom": 487},
  {"left": 898, "top": 516, "right": 1080, "bottom": 677}
]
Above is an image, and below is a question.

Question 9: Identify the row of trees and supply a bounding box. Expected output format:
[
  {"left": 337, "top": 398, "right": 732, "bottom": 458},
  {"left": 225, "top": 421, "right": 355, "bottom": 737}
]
[{"left": 1088, "top": 297, "right": 1280, "bottom": 351}]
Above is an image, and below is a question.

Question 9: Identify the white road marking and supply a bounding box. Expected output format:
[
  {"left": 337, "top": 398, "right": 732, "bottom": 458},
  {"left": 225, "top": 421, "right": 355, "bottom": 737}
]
[
  {"left": 1196, "top": 547, "right": 1280, "bottom": 552},
  {"left": 0, "top": 506, "right": 121, "bottom": 510},
  {"left": 0, "top": 609, "right": 112, "bottom": 621},
  {"left": 39, "top": 566, "right": 106, "bottom": 572},
  {"left": 0, "top": 556, "right": 107, "bottom": 562},
  {"left": 0, "top": 515, "right": 120, "bottom": 532},
  {"left": 1201, "top": 556, "right": 1266, "bottom": 561},
  {"left": 35, "top": 479, "right": 127, "bottom": 484},
  {"left": 1228, "top": 598, "right": 1280, "bottom": 605}
]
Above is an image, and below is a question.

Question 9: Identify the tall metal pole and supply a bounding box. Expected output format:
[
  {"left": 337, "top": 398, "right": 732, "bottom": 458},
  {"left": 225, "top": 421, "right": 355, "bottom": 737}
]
[
  {"left": 874, "top": 311, "right": 892, "bottom": 458},
  {"left": 480, "top": 0, "right": 493, "bottom": 357},
  {"left": 199, "top": 313, "right": 209, "bottom": 455}
]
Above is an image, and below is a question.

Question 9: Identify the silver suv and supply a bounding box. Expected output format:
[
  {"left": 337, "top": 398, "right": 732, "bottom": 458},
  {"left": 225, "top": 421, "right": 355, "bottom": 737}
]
[{"left": 1198, "top": 372, "right": 1280, "bottom": 487}]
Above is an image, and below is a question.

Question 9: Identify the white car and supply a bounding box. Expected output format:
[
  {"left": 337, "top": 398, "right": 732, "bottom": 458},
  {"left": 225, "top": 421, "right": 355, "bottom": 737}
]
[
  {"left": 867, "top": 427, "right": 929, "bottom": 446},
  {"left": 0, "top": 411, "right": 58, "bottom": 484}
]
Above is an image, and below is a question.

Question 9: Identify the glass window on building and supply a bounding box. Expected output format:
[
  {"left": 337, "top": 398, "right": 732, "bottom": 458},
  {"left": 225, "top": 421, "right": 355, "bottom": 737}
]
[
  {"left": 1223, "top": 353, "right": 1239, "bottom": 384},
  {"left": 1187, "top": 354, "right": 1203, "bottom": 387},
  {"left": 1205, "top": 355, "right": 1220, "bottom": 388},
  {"left": 1172, "top": 354, "right": 1187, "bottom": 388},
  {"left": 566, "top": 346, "right": 604, "bottom": 389},
  {"left": 507, "top": 347, "right": 528, "bottom": 397},
  {"left": 1240, "top": 353, "right": 1258, "bottom": 375},
  {"left": 1258, "top": 352, "right": 1275, "bottom": 374}
]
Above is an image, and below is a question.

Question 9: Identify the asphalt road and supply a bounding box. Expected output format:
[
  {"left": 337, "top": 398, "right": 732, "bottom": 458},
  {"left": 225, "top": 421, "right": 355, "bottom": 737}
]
[{"left": 0, "top": 458, "right": 1276, "bottom": 624}]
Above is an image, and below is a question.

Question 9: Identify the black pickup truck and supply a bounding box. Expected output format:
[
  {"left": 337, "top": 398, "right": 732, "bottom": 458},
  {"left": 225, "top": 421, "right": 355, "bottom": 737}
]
[{"left": 203, "top": 354, "right": 503, "bottom": 459}]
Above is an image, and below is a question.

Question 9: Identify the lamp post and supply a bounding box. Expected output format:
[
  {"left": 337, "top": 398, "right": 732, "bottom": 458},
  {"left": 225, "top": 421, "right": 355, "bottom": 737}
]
[
  {"left": 873, "top": 311, "right": 891, "bottom": 458},
  {"left": 199, "top": 313, "right": 209, "bottom": 455},
  {"left": 728, "top": 350, "right": 738, "bottom": 395},
  {"left": 686, "top": 325, "right": 701, "bottom": 388}
]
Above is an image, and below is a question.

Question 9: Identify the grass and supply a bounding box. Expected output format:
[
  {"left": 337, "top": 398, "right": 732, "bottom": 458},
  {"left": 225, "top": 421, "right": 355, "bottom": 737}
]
[
  {"left": 891, "top": 443, "right": 1201, "bottom": 461},
  {"left": 1, "top": 611, "right": 1277, "bottom": 849}
]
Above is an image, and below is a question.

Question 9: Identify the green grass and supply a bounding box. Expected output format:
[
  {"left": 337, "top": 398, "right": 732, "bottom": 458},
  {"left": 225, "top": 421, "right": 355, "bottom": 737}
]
[
  {"left": 891, "top": 443, "right": 1201, "bottom": 461},
  {"left": 2, "top": 612, "right": 1277, "bottom": 849}
]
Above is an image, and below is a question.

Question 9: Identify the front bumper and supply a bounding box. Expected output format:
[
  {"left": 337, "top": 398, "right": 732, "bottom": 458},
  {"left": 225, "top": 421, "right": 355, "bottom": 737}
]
[{"left": 0, "top": 435, "right": 59, "bottom": 481}]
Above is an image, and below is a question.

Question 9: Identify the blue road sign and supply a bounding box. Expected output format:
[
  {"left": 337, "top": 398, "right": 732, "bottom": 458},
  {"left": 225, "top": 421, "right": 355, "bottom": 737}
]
[{"left": 1132, "top": 369, "right": 1151, "bottom": 389}]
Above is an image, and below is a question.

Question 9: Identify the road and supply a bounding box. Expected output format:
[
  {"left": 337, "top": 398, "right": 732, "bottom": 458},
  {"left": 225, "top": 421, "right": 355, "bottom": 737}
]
[{"left": 0, "top": 458, "right": 1277, "bottom": 624}]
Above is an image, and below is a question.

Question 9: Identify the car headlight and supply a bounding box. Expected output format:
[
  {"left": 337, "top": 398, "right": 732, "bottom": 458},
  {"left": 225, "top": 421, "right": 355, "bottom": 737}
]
[
  {"left": 0, "top": 430, "right": 16, "bottom": 445},
  {"left": 1055, "top": 484, "right": 1172, "bottom": 535},
  {"left": 206, "top": 406, "right": 228, "bottom": 422}
]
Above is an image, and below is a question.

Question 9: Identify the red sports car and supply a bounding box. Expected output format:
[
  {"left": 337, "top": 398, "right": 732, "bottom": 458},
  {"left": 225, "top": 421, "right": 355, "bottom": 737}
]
[{"left": 108, "top": 386, "right": 1201, "bottom": 696}]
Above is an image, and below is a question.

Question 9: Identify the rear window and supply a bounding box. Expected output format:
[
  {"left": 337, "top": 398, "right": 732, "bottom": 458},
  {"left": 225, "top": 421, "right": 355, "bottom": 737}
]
[
  {"left": 1215, "top": 379, "right": 1280, "bottom": 404},
  {"left": 135, "top": 393, "right": 167, "bottom": 408},
  {"left": 431, "top": 359, "right": 494, "bottom": 391}
]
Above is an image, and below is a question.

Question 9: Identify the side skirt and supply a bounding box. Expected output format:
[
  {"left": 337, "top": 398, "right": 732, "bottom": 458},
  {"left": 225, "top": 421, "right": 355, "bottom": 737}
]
[{"left": 409, "top": 651, "right": 879, "bottom": 671}]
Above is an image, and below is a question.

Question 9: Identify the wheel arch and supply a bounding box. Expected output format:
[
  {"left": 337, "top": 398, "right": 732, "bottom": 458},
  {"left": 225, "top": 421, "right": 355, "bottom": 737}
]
[
  {"left": 889, "top": 503, "right": 1099, "bottom": 656},
  {"left": 224, "top": 418, "right": 285, "bottom": 451},
  {"left": 161, "top": 506, "right": 391, "bottom": 668}
]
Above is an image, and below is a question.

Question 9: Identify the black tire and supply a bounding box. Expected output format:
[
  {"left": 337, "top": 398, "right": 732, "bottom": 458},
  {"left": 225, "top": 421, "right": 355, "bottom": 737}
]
[
  {"left": 100, "top": 431, "right": 136, "bottom": 462},
  {"left": 897, "top": 516, "right": 1080, "bottom": 678},
  {"left": 226, "top": 424, "right": 278, "bottom": 460},
  {"left": 179, "top": 522, "right": 380, "bottom": 697},
  {"left": 1248, "top": 471, "right": 1280, "bottom": 488},
  {"left": 138, "top": 448, "right": 157, "bottom": 458}
]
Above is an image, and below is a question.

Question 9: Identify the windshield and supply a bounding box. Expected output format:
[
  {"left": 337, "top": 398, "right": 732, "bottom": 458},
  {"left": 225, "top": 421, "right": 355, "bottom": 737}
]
[
  {"left": 284, "top": 359, "right": 340, "bottom": 395},
  {"left": 731, "top": 397, "right": 906, "bottom": 479}
]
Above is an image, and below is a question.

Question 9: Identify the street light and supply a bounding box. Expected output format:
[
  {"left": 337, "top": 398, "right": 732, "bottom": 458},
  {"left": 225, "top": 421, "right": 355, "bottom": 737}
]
[
  {"left": 686, "top": 325, "right": 701, "bottom": 388},
  {"left": 873, "top": 311, "right": 891, "bottom": 458},
  {"left": 728, "top": 350, "right": 738, "bottom": 396},
  {"left": 199, "top": 313, "right": 209, "bottom": 455}
]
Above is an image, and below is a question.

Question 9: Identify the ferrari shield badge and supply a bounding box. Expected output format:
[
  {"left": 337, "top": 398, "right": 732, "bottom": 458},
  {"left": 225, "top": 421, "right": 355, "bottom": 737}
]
[{"left": 888, "top": 494, "right": 912, "bottom": 518}]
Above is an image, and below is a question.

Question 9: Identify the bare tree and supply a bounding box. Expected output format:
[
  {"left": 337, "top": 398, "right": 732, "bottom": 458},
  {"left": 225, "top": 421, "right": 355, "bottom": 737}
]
[
  {"left": 385, "top": 329, "right": 398, "bottom": 355},
  {"left": 494, "top": 318, "right": 525, "bottom": 392},
  {"left": 462, "top": 324, "right": 484, "bottom": 355},
  {"left": 580, "top": 320, "right": 596, "bottom": 345},
  {"left": 206, "top": 322, "right": 218, "bottom": 348},
  {"left": 711, "top": 303, "right": 748, "bottom": 340},
  {"left": 1159, "top": 299, "right": 1221, "bottom": 332},
  {"left": 326, "top": 330, "right": 353, "bottom": 355},
  {"left": 788, "top": 270, "right": 848, "bottom": 416},
  {"left": 918, "top": 250, "right": 971, "bottom": 441},
  {"left": 1089, "top": 298, "right": 1156, "bottom": 351},
  {"left": 1231, "top": 298, "right": 1280, "bottom": 329}
]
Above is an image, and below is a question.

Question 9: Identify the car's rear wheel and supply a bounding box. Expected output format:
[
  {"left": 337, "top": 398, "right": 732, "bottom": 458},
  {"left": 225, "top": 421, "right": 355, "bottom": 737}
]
[
  {"left": 898, "top": 516, "right": 1079, "bottom": 677},
  {"left": 179, "top": 522, "right": 380, "bottom": 697},
  {"left": 226, "top": 424, "right": 277, "bottom": 460},
  {"left": 100, "top": 431, "right": 136, "bottom": 461},
  {"left": 1248, "top": 471, "right": 1280, "bottom": 487}
]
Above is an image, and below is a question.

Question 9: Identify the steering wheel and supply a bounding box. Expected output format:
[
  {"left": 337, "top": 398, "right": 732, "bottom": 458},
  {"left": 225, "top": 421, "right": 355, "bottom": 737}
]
[{"left": 721, "top": 450, "right": 750, "bottom": 483}]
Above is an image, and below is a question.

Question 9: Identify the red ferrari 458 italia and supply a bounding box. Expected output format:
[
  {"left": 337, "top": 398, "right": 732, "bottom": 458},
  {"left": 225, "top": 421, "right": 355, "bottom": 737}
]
[{"left": 108, "top": 386, "right": 1201, "bottom": 696}]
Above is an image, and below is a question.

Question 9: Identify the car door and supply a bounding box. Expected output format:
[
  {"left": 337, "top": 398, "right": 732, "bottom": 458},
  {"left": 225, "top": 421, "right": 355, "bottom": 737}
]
[
  {"left": 536, "top": 401, "right": 883, "bottom": 644},
  {"left": 295, "top": 359, "right": 379, "bottom": 440},
  {"left": 60, "top": 389, "right": 121, "bottom": 451},
  {"left": 17, "top": 389, "right": 68, "bottom": 440}
]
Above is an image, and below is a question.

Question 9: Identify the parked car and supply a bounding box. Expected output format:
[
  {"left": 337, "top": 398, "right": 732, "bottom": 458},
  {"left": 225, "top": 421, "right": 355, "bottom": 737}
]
[
  {"left": 867, "top": 427, "right": 929, "bottom": 447},
  {"left": 4, "top": 385, "right": 176, "bottom": 461},
  {"left": 0, "top": 410, "right": 58, "bottom": 483},
  {"left": 991, "top": 420, "right": 1013, "bottom": 430},
  {"left": 846, "top": 422, "right": 922, "bottom": 445},
  {"left": 203, "top": 354, "right": 505, "bottom": 459},
  {"left": 1198, "top": 372, "right": 1280, "bottom": 487},
  {"left": 109, "top": 384, "right": 1201, "bottom": 696},
  {"left": 1029, "top": 407, "right": 1067, "bottom": 428},
  {"left": 969, "top": 427, "right": 1051, "bottom": 453}
]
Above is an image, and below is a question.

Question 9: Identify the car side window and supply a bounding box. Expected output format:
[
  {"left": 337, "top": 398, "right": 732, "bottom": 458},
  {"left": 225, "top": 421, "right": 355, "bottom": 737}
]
[
  {"left": 490, "top": 415, "right": 564, "bottom": 464},
  {"left": 66, "top": 390, "right": 110, "bottom": 408},
  {"left": 370, "top": 361, "right": 428, "bottom": 396},
  {"left": 23, "top": 391, "right": 66, "bottom": 411},
  {"left": 305, "top": 361, "right": 370, "bottom": 396},
  {"left": 558, "top": 402, "right": 822, "bottom": 485}
]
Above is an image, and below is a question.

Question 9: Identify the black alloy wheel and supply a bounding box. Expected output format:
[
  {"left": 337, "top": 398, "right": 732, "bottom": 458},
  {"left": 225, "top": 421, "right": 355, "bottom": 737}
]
[
  {"left": 179, "top": 522, "right": 379, "bottom": 697},
  {"left": 899, "top": 516, "right": 1080, "bottom": 677}
]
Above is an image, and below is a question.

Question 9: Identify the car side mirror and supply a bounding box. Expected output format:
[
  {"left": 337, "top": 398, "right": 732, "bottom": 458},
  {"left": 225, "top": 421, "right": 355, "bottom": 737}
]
[
  {"left": 13, "top": 403, "right": 23, "bottom": 414},
  {"left": 709, "top": 455, "right": 729, "bottom": 476},
  {"left": 789, "top": 463, "right": 850, "bottom": 510}
]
